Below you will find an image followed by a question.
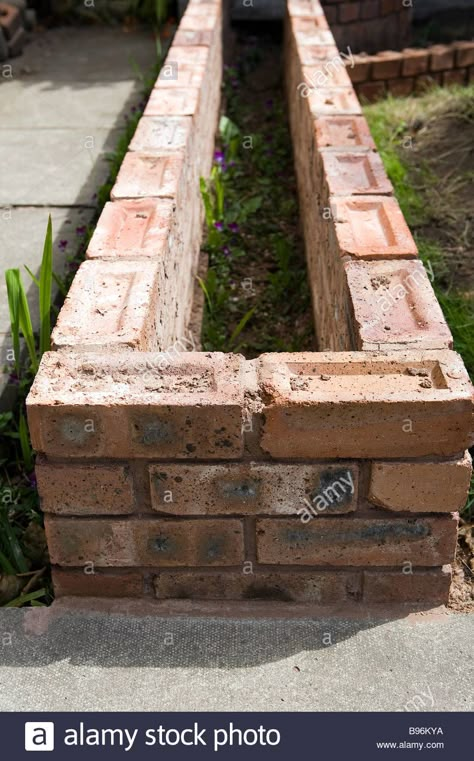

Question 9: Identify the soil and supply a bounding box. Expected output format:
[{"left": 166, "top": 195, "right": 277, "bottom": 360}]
[{"left": 200, "top": 24, "right": 315, "bottom": 357}]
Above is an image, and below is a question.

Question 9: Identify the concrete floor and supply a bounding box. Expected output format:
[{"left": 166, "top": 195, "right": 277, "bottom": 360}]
[
  {"left": 0, "top": 602, "right": 472, "bottom": 711},
  {"left": 0, "top": 25, "right": 156, "bottom": 407}
]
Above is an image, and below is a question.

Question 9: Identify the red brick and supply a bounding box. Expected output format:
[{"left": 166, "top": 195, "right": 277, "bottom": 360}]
[
  {"left": 287, "top": 0, "right": 327, "bottom": 17},
  {"left": 360, "top": 0, "right": 379, "bottom": 20},
  {"left": 256, "top": 515, "right": 458, "bottom": 566},
  {"left": 52, "top": 568, "right": 144, "bottom": 598},
  {"left": 257, "top": 350, "right": 473, "bottom": 459},
  {"left": 348, "top": 57, "right": 372, "bottom": 83},
  {"left": 442, "top": 69, "right": 467, "bottom": 87},
  {"left": 86, "top": 199, "right": 175, "bottom": 260},
  {"left": 372, "top": 51, "right": 403, "bottom": 80},
  {"left": 46, "top": 518, "right": 244, "bottom": 567},
  {"left": 298, "top": 45, "right": 341, "bottom": 65},
  {"left": 292, "top": 14, "right": 330, "bottom": 34},
  {"left": 345, "top": 259, "right": 452, "bottom": 350},
  {"left": 144, "top": 87, "right": 200, "bottom": 117},
  {"left": 368, "top": 453, "right": 472, "bottom": 513},
  {"left": 315, "top": 116, "right": 376, "bottom": 151},
  {"left": 149, "top": 462, "right": 359, "bottom": 516},
  {"left": 154, "top": 570, "right": 362, "bottom": 603},
  {"left": 111, "top": 152, "right": 185, "bottom": 200},
  {"left": 380, "top": 0, "right": 395, "bottom": 15},
  {"left": 27, "top": 352, "right": 244, "bottom": 460},
  {"left": 50, "top": 260, "right": 162, "bottom": 352},
  {"left": 180, "top": 5, "right": 220, "bottom": 30},
  {"left": 163, "top": 45, "right": 209, "bottom": 67},
  {"left": 453, "top": 41, "right": 474, "bottom": 68},
  {"left": 0, "top": 2, "right": 21, "bottom": 40},
  {"left": 401, "top": 48, "right": 429, "bottom": 77},
  {"left": 155, "top": 63, "right": 206, "bottom": 89},
  {"left": 129, "top": 116, "right": 192, "bottom": 155},
  {"left": 321, "top": 151, "right": 392, "bottom": 195},
  {"left": 357, "top": 80, "right": 386, "bottom": 102},
  {"left": 173, "top": 28, "right": 214, "bottom": 46},
  {"left": 430, "top": 44, "right": 455, "bottom": 72},
  {"left": 330, "top": 196, "right": 418, "bottom": 259},
  {"left": 292, "top": 21, "right": 334, "bottom": 47},
  {"left": 387, "top": 77, "right": 414, "bottom": 96},
  {"left": 338, "top": 2, "right": 360, "bottom": 23},
  {"left": 36, "top": 460, "right": 135, "bottom": 515},
  {"left": 302, "top": 60, "right": 352, "bottom": 88},
  {"left": 363, "top": 567, "right": 452, "bottom": 604},
  {"left": 306, "top": 87, "right": 362, "bottom": 115}
]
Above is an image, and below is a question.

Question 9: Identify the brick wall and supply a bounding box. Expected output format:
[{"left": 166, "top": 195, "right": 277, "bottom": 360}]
[
  {"left": 349, "top": 41, "right": 474, "bottom": 101},
  {"left": 26, "top": 0, "right": 474, "bottom": 610},
  {"left": 320, "top": 0, "right": 412, "bottom": 54}
]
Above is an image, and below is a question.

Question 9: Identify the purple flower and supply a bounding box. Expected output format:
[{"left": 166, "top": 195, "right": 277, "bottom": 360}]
[
  {"left": 228, "top": 160, "right": 236, "bottom": 168},
  {"left": 27, "top": 472, "right": 37, "bottom": 489},
  {"left": 222, "top": 246, "right": 231, "bottom": 257},
  {"left": 76, "top": 225, "right": 86, "bottom": 236},
  {"left": 214, "top": 150, "right": 225, "bottom": 165},
  {"left": 214, "top": 221, "right": 224, "bottom": 232},
  {"left": 58, "top": 240, "right": 68, "bottom": 251},
  {"left": 228, "top": 222, "right": 239, "bottom": 234},
  {"left": 8, "top": 372, "right": 19, "bottom": 386}
]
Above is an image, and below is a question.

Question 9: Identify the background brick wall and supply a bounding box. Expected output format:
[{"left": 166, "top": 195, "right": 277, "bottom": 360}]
[{"left": 350, "top": 41, "right": 474, "bottom": 101}]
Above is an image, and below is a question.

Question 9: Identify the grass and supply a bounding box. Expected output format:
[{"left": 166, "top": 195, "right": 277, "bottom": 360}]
[{"left": 364, "top": 84, "right": 474, "bottom": 520}]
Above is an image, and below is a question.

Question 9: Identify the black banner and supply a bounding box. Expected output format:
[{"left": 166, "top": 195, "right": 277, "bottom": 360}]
[{"left": 2, "top": 712, "right": 470, "bottom": 759}]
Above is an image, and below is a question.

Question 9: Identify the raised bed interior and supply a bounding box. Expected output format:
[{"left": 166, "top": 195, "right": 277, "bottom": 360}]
[{"left": 27, "top": 0, "right": 473, "bottom": 609}]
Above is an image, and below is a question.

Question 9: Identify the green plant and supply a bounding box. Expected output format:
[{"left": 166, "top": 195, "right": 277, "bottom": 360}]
[
  {"left": 198, "top": 40, "right": 313, "bottom": 357},
  {"left": 5, "top": 215, "right": 54, "bottom": 378}
]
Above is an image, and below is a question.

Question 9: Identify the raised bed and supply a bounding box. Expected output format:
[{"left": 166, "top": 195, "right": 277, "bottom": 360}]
[{"left": 26, "top": 0, "right": 473, "bottom": 608}]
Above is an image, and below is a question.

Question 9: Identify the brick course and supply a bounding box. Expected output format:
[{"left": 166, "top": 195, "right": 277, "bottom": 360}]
[
  {"left": 26, "top": 0, "right": 473, "bottom": 609},
  {"left": 349, "top": 42, "right": 472, "bottom": 101}
]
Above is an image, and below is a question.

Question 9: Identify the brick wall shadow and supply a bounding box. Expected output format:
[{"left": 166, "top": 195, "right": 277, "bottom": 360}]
[{"left": 0, "top": 604, "right": 436, "bottom": 669}]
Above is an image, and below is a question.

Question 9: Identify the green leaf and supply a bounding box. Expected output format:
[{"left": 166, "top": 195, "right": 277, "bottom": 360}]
[
  {"left": 17, "top": 272, "right": 38, "bottom": 373},
  {"left": 0, "top": 549, "right": 16, "bottom": 576},
  {"left": 5, "top": 269, "right": 21, "bottom": 374},
  {"left": 243, "top": 196, "right": 263, "bottom": 215},
  {"left": 24, "top": 265, "right": 40, "bottom": 287},
  {"left": 228, "top": 307, "right": 256, "bottom": 350},
  {"left": 39, "top": 215, "right": 53, "bottom": 358},
  {"left": 5, "top": 588, "right": 46, "bottom": 608},
  {"left": 197, "top": 276, "right": 213, "bottom": 312},
  {"left": 0, "top": 515, "right": 28, "bottom": 574},
  {"left": 19, "top": 411, "right": 33, "bottom": 474},
  {"left": 200, "top": 177, "right": 215, "bottom": 229},
  {"left": 215, "top": 172, "right": 225, "bottom": 220},
  {"left": 219, "top": 115, "right": 240, "bottom": 144}
]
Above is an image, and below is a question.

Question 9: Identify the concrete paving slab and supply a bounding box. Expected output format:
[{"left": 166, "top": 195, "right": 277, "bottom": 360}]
[
  {"left": 0, "top": 128, "right": 122, "bottom": 206},
  {"left": 3, "top": 26, "right": 157, "bottom": 83},
  {"left": 0, "top": 605, "right": 472, "bottom": 712},
  {"left": 0, "top": 80, "right": 144, "bottom": 128}
]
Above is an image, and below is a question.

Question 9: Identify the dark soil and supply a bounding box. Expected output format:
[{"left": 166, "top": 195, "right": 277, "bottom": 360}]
[{"left": 200, "top": 24, "right": 315, "bottom": 357}]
